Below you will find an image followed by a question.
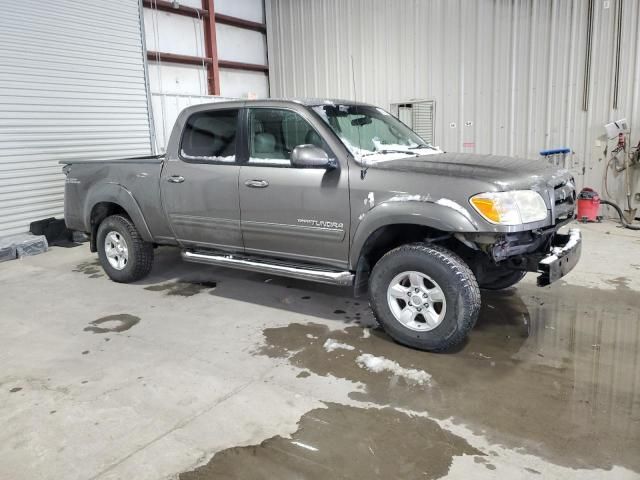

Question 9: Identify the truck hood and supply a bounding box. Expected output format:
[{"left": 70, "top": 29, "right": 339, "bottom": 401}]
[{"left": 369, "top": 152, "right": 571, "bottom": 190}]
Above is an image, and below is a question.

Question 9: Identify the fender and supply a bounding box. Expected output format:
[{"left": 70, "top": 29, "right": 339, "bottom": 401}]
[
  {"left": 84, "top": 182, "right": 154, "bottom": 242},
  {"left": 349, "top": 200, "right": 479, "bottom": 269}
]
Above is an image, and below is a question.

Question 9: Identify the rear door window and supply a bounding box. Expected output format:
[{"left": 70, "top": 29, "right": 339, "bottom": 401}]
[{"left": 180, "top": 109, "right": 239, "bottom": 162}]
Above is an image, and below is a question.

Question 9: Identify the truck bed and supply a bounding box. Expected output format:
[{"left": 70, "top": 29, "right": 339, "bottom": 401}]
[{"left": 61, "top": 154, "right": 173, "bottom": 241}]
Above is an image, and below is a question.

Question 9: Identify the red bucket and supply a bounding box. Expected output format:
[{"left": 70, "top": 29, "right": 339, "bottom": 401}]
[{"left": 576, "top": 187, "right": 600, "bottom": 222}]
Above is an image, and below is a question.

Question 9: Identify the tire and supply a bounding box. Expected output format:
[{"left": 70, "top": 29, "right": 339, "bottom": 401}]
[
  {"left": 478, "top": 270, "right": 526, "bottom": 290},
  {"left": 96, "top": 214, "right": 153, "bottom": 283},
  {"left": 369, "top": 243, "right": 480, "bottom": 352}
]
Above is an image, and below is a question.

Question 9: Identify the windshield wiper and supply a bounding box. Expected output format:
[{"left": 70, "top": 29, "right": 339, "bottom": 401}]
[
  {"left": 408, "top": 143, "right": 436, "bottom": 150},
  {"left": 361, "top": 149, "right": 419, "bottom": 158},
  {"left": 358, "top": 150, "right": 419, "bottom": 180}
]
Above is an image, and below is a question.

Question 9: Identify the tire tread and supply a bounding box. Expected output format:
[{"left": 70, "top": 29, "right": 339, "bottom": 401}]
[
  {"left": 369, "top": 242, "right": 481, "bottom": 352},
  {"left": 98, "top": 215, "right": 153, "bottom": 283}
]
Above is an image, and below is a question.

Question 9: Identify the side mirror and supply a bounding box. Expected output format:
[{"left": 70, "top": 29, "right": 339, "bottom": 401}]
[{"left": 290, "top": 144, "right": 336, "bottom": 169}]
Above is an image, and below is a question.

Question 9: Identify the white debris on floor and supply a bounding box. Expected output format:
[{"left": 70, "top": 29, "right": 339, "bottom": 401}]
[
  {"left": 355, "top": 353, "right": 432, "bottom": 385},
  {"left": 323, "top": 338, "right": 355, "bottom": 353}
]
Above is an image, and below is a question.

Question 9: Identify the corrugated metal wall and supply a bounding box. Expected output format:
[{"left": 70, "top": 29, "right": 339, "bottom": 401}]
[
  {"left": 266, "top": 0, "right": 640, "bottom": 207},
  {"left": 0, "top": 0, "right": 153, "bottom": 237}
]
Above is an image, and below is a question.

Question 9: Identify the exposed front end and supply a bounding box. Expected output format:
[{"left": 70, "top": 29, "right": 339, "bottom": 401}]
[{"left": 462, "top": 174, "right": 581, "bottom": 287}]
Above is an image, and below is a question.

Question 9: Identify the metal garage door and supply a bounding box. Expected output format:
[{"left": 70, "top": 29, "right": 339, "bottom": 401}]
[{"left": 0, "top": 0, "right": 153, "bottom": 237}]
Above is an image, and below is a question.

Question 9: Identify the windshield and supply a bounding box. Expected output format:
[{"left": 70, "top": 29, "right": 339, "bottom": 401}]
[{"left": 311, "top": 104, "right": 439, "bottom": 162}]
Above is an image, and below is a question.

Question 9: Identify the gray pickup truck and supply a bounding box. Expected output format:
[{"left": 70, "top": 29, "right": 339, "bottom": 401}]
[{"left": 62, "top": 99, "right": 581, "bottom": 351}]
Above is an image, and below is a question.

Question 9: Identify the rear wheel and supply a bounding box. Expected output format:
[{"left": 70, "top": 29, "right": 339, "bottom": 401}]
[
  {"left": 369, "top": 243, "right": 481, "bottom": 352},
  {"left": 97, "top": 215, "right": 153, "bottom": 283}
]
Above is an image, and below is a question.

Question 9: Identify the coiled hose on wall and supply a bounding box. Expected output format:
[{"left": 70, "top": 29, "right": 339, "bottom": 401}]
[{"left": 600, "top": 199, "right": 640, "bottom": 230}]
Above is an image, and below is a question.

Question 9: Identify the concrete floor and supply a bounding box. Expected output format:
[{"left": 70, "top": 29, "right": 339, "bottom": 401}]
[{"left": 1, "top": 221, "right": 639, "bottom": 480}]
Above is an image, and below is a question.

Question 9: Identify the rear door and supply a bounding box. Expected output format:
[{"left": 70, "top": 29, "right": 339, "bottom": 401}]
[
  {"left": 161, "top": 108, "right": 243, "bottom": 251},
  {"left": 238, "top": 107, "right": 350, "bottom": 268}
]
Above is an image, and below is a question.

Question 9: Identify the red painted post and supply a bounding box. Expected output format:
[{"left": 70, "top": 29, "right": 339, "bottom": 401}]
[{"left": 202, "top": 0, "right": 220, "bottom": 95}]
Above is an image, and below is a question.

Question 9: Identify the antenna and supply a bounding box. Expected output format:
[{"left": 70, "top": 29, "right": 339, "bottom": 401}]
[
  {"left": 350, "top": 55, "right": 357, "bottom": 102},
  {"left": 351, "top": 55, "right": 368, "bottom": 179}
]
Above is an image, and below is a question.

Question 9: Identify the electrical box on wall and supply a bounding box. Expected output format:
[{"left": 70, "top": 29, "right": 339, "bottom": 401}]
[{"left": 604, "top": 118, "right": 629, "bottom": 139}]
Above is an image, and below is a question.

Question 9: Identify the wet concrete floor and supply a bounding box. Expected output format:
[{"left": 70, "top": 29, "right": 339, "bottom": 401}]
[
  {"left": 181, "top": 281, "right": 640, "bottom": 479},
  {"left": 1, "top": 223, "right": 639, "bottom": 479}
]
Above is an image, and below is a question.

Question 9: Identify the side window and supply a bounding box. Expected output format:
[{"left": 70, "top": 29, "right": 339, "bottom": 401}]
[
  {"left": 180, "top": 109, "right": 238, "bottom": 162},
  {"left": 248, "top": 109, "right": 327, "bottom": 166}
]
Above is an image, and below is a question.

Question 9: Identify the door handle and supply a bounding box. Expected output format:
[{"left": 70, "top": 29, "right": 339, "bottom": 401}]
[
  {"left": 244, "top": 179, "right": 269, "bottom": 188},
  {"left": 167, "top": 175, "right": 185, "bottom": 183}
]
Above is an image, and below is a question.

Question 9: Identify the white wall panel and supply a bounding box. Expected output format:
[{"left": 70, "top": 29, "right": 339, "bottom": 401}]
[
  {"left": 219, "top": 68, "right": 269, "bottom": 98},
  {"left": 176, "top": 0, "right": 203, "bottom": 9},
  {"left": 0, "top": 0, "right": 152, "bottom": 236},
  {"left": 216, "top": 24, "right": 268, "bottom": 66},
  {"left": 143, "top": 9, "right": 206, "bottom": 57},
  {"left": 148, "top": 63, "right": 208, "bottom": 95},
  {"left": 216, "top": 0, "right": 265, "bottom": 23},
  {"left": 267, "top": 0, "right": 640, "bottom": 209}
]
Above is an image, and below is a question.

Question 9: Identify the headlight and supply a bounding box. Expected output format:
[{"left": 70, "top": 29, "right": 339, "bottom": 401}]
[{"left": 469, "top": 190, "right": 548, "bottom": 225}]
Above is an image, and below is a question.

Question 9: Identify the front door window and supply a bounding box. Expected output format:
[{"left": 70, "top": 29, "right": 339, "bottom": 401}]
[{"left": 248, "top": 108, "right": 327, "bottom": 166}]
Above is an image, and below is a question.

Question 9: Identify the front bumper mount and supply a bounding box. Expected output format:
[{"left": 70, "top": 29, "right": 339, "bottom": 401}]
[{"left": 536, "top": 228, "right": 582, "bottom": 286}]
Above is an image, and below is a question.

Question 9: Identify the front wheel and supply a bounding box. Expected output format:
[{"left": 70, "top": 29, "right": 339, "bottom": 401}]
[
  {"left": 369, "top": 243, "right": 481, "bottom": 352},
  {"left": 97, "top": 214, "right": 153, "bottom": 283}
]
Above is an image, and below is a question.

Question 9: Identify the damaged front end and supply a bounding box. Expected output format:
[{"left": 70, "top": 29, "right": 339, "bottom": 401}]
[
  {"left": 469, "top": 222, "right": 582, "bottom": 287},
  {"left": 463, "top": 174, "right": 581, "bottom": 287}
]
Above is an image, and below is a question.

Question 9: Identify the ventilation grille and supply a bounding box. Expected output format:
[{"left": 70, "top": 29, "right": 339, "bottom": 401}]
[{"left": 390, "top": 100, "right": 436, "bottom": 145}]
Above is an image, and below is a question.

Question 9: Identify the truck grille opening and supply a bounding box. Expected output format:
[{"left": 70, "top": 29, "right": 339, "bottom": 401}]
[{"left": 553, "top": 179, "right": 576, "bottom": 222}]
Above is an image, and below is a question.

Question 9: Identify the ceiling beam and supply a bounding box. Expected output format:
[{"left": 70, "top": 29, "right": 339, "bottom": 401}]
[
  {"left": 218, "top": 60, "right": 269, "bottom": 73},
  {"left": 147, "top": 52, "right": 269, "bottom": 75},
  {"left": 147, "top": 51, "right": 212, "bottom": 66}
]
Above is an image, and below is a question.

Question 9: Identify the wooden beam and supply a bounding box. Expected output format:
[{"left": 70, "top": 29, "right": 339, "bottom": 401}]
[
  {"left": 147, "top": 51, "right": 212, "bottom": 66},
  {"left": 202, "top": 0, "right": 220, "bottom": 95},
  {"left": 215, "top": 13, "right": 266, "bottom": 33},
  {"left": 142, "top": 0, "right": 208, "bottom": 19},
  {"left": 218, "top": 60, "right": 269, "bottom": 73}
]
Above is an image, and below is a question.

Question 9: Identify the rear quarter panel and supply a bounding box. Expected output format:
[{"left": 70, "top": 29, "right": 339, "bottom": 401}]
[{"left": 63, "top": 160, "right": 173, "bottom": 240}]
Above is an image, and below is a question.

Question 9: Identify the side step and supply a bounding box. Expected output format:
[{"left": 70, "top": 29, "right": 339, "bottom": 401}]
[{"left": 181, "top": 250, "right": 354, "bottom": 286}]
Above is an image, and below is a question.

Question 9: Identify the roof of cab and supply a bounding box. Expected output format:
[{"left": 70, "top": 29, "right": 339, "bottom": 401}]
[
  {"left": 280, "top": 97, "right": 373, "bottom": 107},
  {"left": 191, "top": 97, "right": 372, "bottom": 107},
  {"left": 177, "top": 98, "right": 375, "bottom": 118}
]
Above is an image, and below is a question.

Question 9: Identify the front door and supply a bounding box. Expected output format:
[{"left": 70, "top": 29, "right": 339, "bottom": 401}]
[
  {"left": 239, "top": 107, "right": 350, "bottom": 268},
  {"left": 161, "top": 108, "right": 243, "bottom": 251}
]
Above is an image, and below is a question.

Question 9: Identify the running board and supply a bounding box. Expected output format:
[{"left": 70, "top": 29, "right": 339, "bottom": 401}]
[{"left": 181, "top": 250, "right": 354, "bottom": 286}]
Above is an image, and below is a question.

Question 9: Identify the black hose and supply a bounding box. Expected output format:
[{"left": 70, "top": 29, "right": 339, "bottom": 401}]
[{"left": 600, "top": 199, "right": 640, "bottom": 230}]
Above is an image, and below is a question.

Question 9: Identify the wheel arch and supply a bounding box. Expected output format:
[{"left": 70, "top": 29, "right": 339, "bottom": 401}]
[
  {"left": 350, "top": 202, "right": 479, "bottom": 297},
  {"left": 85, "top": 184, "right": 153, "bottom": 251}
]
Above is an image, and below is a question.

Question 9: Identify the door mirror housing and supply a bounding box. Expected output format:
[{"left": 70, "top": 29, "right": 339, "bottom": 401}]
[{"left": 290, "top": 144, "right": 336, "bottom": 169}]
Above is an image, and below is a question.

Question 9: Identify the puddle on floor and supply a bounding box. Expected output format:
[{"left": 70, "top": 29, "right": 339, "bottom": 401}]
[
  {"left": 179, "top": 403, "right": 482, "bottom": 480},
  {"left": 255, "top": 282, "right": 640, "bottom": 473},
  {"left": 144, "top": 280, "right": 217, "bottom": 297},
  {"left": 72, "top": 260, "right": 103, "bottom": 277},
  {"left": 84, "top": 314, "right": 140, "bottom": 334}
]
